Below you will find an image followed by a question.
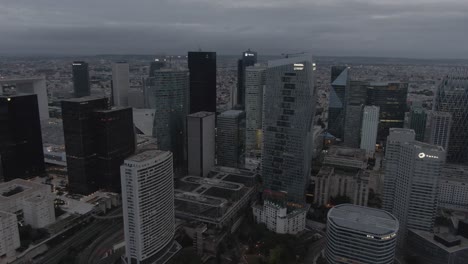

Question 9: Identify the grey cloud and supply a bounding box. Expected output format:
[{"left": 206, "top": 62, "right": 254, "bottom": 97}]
[{"left": 0, "top": 0, "right": 467, "bottom": 58}]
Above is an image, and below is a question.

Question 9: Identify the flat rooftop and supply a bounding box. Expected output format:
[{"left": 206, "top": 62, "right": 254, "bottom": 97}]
[
  {"left": 328, "top": 204, "right": 399, "bottom": 235},
  {"left": 410, "top": 229, "right": 468, "bottom": 253},
  {"left": 441, "top": 164, "right": 468, "bottom": 182},
  {"left": 61, "top": 96, "right": 107, "bottom": 103},
  {"left": 0, "top": 77, "right": 45, "bottom": 83},
  {"left": 187, "top": 111, "right": 215, "bottom": 118},
  {"left": 125, "top": 149, "right": 168, "bottom": 163},
  {"left": 0, "top": 179, "right": 50, "bottom": 203},
  {"left": 219, "top": 110, "right": 244, "bottom": 118}
]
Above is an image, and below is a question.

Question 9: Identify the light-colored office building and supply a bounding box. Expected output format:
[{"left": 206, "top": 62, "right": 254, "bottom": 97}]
[
  {"left": 121, "top": 149, "right": 178, "bottom": 264},
  {"left": 0, "top": 211, "right": 20, "bottom": 257},
  {"left": 325, "top": 204, "right": 399, "bottom": 264},
  {"left": 261, "top": 55, "right": 316, "bottom": 202},
  {"left": 112, "top": 62, "right": 130, "bottom": 107},
  {"left": 128, "top": 88, "right": 145, "bottom": 109},
  {"left": 216, "top": 110, "right": 245, "bottom": 168},
  {"left": 187, "top": 111, "right": 215, "bottom": 177},
  {"left": 0, "top": 179, "right": 55, "bottom": 228},
  {"left": 438, "top": 164, "right": 468, "bottom": 211},
  {"left": 252, "top": 199, "right": 308, "bottom": 235},
  {"left": 425, "top": 111, "right": 452, "bottom": 151},
  {"left": 382, "top": 128, "right": 416, "bottom": 213},
  {"left": 360, "top": 106, "right": 379, "bottom": 156},
  {"left": 132, "top": 109, "right": 156, "bottom": 137},
  {"left": 0, "top": 77, "right": 49, "bottom": 120},
  {"left": 385, "top": 129, "right": 446, "bottom": 246},
  {"left": 245, "top": 65, "right": 266, "bottom": 154}
]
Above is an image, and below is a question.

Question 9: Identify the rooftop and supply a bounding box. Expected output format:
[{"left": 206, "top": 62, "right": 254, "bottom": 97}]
[
  {"left": 187, "top": 111, "right": 216, "bottom": 118},
  {"left": 268, "top": 54, "right": 313, "bottom": 68},
  {"left": 125, "top": 149, "right": 168, "bottom": 163},
  {"left": 328, "top": 204, "right": 399, "bottom": 235},
  {"left": 219, "top": 110, "right": 244, "bottom": 118},
  {"left": 441, "top": 164, "right": 468, "bottom": 182},
  {"left": 61, "top": 96, "right": 107, "bottom": 103},
  {"left": 0, "top": 179, "right": 50, "bottom": 203},
  {"left": 410, "top": 229, "right": 468, "bottom": 253}
]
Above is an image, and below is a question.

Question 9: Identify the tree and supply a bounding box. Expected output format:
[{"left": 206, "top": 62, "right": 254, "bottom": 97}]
[{"left": 330, "top": 195, "right": 351, "bottom": 206}]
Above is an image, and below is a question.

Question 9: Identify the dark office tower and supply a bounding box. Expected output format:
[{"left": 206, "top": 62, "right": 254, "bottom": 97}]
[
  {"left": 188, "top": 51, "right": 217, "bottom": 114},
  {"left": 61, "top": 97, "right": 108, "bottom": 194},
  {"left": 407, "top": 102, "right": 427, "bottom": 141},
  {"left": 328, "top": 66, "right": 349, "bottom": 139},
  {"left": 366, "top": 82, "right": 408, "bottom": 143},
  {"left": 262, "top": 55, "right": 316, "bottom": 203},
  {"left": 93, "top": 107, "right": 135, "bottom": 192},
  {"left": 343, "top": 81, "right": 367, "bottom": 148},
  {"left": 216, "top": 110, "right": 246, "bottom": 168},
  {"left": 235, "top": 49, "right": 258, "bottom": 108},
  {"left": 149, "top": 60, "right": 166, "bottom": 77},
  {"left": 72, "top": 61, "right": 90, "bottom": 98},
  {"left": 0, "top": 95, "right": 45, "bottom": 181},
  {"left": 433, "top": 75, "right": 468, "bottom": 163}
]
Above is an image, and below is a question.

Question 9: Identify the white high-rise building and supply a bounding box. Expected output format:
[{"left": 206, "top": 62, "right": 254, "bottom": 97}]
[
  {"left": 360, "top": 106, "right": 379, "bottom": 156},
  {"left": 438, "top": 164, "right": 468, "bottom": 211},
  {"left": 0, "top": 211, "right": 20, "bottom": 257},
  {"left": 187, "top": 111, "right": 216, "bottom": 177},
  {"left": 382, "top": 128, "right": 415, "bottom": 212},
  {"left": 384, "top": 128, "right": 446, "bottom": 246},
  {"left": 245, "top": 65, "right": 266, "bottom": 154},
  {"left": 425, "top": 111, "right": 452, "bottom": 151},
  {"left": 325, "top": 204, "right": 399, "bottom": 264},
  {"left": 261, "top": 55, "right": 316, "bottom": 202},
  {"left": 121, "top": 149, "right": 177, "bottom": 264},
  {"left": 112, "top": 62, "right": 130, "bottom": 107}
]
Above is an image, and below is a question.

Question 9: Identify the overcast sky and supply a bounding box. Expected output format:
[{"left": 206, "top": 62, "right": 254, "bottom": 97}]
[{"left": 1, "top": 0, "right": 467, "bottom": 58}]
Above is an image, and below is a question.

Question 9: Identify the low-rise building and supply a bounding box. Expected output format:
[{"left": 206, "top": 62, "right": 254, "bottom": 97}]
[
  {"left": 439, "top": 165, "right": 468, "bottom": 211},
  {"left": 252, "top": 200, "right": 308, "bottom": 234},
  {"left": 0, "top": 179, "right": 55, "bottom": 228},
  {"left": 408, "top": 229, "right": 468, "bottom": 264}
]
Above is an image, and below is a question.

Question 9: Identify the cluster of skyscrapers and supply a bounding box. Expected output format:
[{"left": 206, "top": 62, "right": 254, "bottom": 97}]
[{"left": 3, "top": 48, "right": 468, "bottom": 264}]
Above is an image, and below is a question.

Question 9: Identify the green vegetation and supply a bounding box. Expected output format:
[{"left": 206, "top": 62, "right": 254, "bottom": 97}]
[
  {"left": 170, "top": 248, "right": 203, "bottom": 264},
  {"left": 368, "top": 189, "right": 382, "bottom": 209},
  {"left": 329, "top": 195, "right": 351, "bottom": 206}
]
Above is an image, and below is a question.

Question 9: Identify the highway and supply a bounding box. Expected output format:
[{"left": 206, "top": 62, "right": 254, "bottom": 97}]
[{"left": 78, "top": 222, "right": 124, "bottom": 264}]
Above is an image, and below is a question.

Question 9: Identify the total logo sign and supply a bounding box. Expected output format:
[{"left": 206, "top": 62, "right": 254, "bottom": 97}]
[{"left": 418, "top": 152, "right": 439, "bottom": 159}]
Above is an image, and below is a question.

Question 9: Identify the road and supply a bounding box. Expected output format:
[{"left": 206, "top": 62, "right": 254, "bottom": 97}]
[
  {"left": 34, "top": 208, "right": 122, "bottom": 264},
  {"left": 79, "top": 223, "right": 124, "bottom": 264}
]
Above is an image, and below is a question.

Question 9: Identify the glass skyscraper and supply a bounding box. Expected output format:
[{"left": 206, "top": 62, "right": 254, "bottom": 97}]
[
  {"left": 433, "top": 75, "right": 468, "bottom": 163},
  {"left": 188, "top": 51, "right": 216, "bottom": 114},
  {"left": 145, "top": 69, "right": 189, "bottom": 176},
  {"left": 261, "top": 55, "right": 316, "bottom": 203},
  {"left": 328, "top": 66, "right": 349, "bottom": 139},
  {"left": 366, "top": 81, "right": 408, "bottom": 143}
]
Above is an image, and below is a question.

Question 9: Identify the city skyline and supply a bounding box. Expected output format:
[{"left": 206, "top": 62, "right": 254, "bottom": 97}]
[{"left": 1, "top": 1, "right": 468, "bottom": 58}]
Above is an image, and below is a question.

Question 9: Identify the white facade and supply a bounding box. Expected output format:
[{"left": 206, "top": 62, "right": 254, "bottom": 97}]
[
  {"left": 382, "top": 128, "right": 415, "bottom": 212},
  {"left": 425, "top": 111, "right": 452, "bottom": 151},
  {"left": 245, "top": 65, "right": 266, "bottom": 154},
  {"left": 187, "top": 111, "right": 215, "bottom": 177},
  {"left": 384, "top": 129, "right": 446, "bottom": 246},
  {"left": 313, "top": 167, "right": 369, "bottom": 207},
  {"left": 112, "top": 62, "right": 130, "bottom": 107},
  {"left": 132, "top": 109, "right": 156, "bottom": 137},
  {"left": 252, "top": 200, "right": 307, "bottom": 235},
  {"left": 0, "top": 179, "right": 55, "bottom": 228},
  {"left": 121, "top": 149, "right": 175, "bottom": 264},
  {"left": 0, "top": 211, "right": 20, "bottom": 257},
  {"left": 438, "top": 165, "right": 468, "bottom": 211},
  {"left": 0, "top": 77, "right": 49, "bottom": 120},
  {"left": 360, "top": 105, "right": 379, "bottom": 156},
  {"left": 325, "top": 204, "right": 399, "bottom": 264}
]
